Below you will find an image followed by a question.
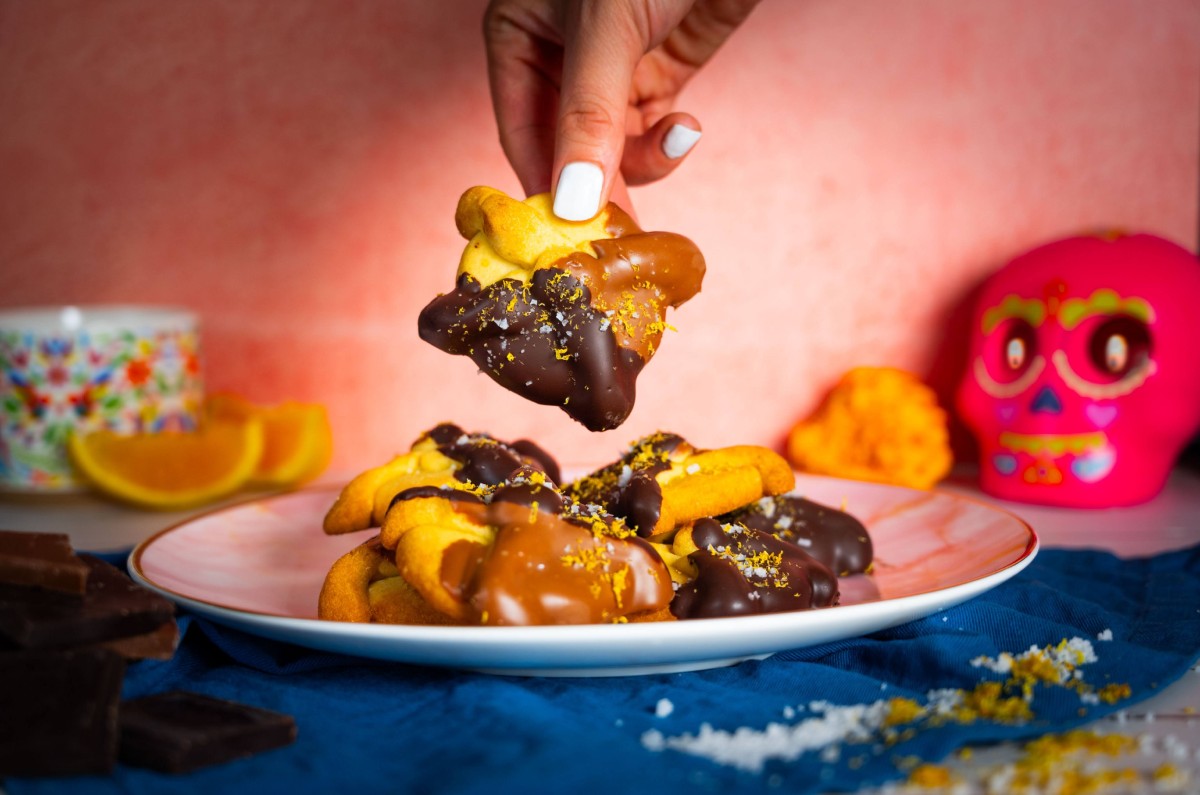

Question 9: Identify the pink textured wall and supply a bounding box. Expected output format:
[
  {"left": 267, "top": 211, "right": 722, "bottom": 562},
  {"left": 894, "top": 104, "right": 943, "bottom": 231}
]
[{"left": 1, "top": 0, "right": 1197, "bottom": 473}]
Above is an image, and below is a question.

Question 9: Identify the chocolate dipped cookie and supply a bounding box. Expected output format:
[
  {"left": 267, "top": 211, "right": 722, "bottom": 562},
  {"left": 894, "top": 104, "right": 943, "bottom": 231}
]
[
  {"left": 564, "top": 432, "right": 795, "bottom": 541},
  {"left": 381, "top": 469, "right": 674, "bottom": 625},
  {"left": 667, "top": 519, "right": 840, "bottom": 619},
  {"left": 418, "top": 187, "right": 705, "bottom": 431},
  {"left": 720, "top": 495, "right": 874, "bottom": 576},
  {"left": 320, "top": 474, "right": 676, "bottom": 627},
  {"left": 323, "top": 423, "right": 559, "bottom": 535}
]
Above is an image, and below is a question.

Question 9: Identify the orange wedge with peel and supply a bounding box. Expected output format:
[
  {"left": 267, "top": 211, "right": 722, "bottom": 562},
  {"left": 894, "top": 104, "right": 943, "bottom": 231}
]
[
  {"left": 205, "top": 393, "right": 333, "bottom": 487},
  {"left": 67, "top": 418, "right": 264, "bottom": 510}
]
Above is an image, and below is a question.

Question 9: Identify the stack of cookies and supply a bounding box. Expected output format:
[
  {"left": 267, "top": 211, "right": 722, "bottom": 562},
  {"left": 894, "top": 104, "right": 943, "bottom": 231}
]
[{"left": 319, "top": 426, "right": 874, "bottom": 627}]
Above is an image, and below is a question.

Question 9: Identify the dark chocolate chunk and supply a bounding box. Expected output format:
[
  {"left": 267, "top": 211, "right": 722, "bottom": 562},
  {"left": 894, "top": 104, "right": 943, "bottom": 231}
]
[
  {"left": 420, "top": 270, "right": 647, "bottom": 431},
  {"left": 563, "top": 432, "right": 685, "bottom": 536},
  {"left": 670, "top": 519, "right": 839, "bottom": 619},
  {"left": 506, "top": 438, "right": 562, "bottom": 485},
  {"left": 119, "top": 691, "right": 297, "bottom": 773},
  {"left": 0, "top": 555, "right": 174, "bottom": 648},
  {"left": 93, "top": 617, "right": 180, "bottom": 661},
  {"left": 720, "top": 496, "right": 874, "bottom": 576},
  {"left": 0, "top": 648, "right": 125, "bottom": 776},
  {"left": 424, "top": 423, "right": 561, "bottom": 485},
  {"left": 0, "top": 529, "right": 90, "bottom": 594}
]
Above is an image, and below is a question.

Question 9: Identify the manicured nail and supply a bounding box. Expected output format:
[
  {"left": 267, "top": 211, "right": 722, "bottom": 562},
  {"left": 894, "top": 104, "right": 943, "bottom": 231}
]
[
  {"left": 662, "top": 124, "right": 702, "bottom": 159},
  {"left": 553, "top": 161, "right": 604, "bottom": 221}
]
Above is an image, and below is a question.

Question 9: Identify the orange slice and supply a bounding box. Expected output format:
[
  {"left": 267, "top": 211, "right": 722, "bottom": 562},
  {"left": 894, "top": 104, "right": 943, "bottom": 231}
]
[
  {"left": 206, "top": 393, "right": 333, "bottom": 487},
  {"left": 67, "top": 419, "right": 264, "bottom": 510}
]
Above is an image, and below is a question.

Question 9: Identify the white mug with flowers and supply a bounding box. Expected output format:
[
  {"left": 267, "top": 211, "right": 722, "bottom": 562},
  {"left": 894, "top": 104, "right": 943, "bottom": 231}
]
[{"left": 0, "top": 306, "right": 203, "bottom": 492}]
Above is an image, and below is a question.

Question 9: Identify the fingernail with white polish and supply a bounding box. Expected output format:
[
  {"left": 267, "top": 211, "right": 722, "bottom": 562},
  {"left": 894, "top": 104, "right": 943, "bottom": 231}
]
[
  {"left": 553, "top": 162, "right": 604, "bottom": 221},
  {"left": 662, "top": 124, "right": 702, "bottom": 159}
]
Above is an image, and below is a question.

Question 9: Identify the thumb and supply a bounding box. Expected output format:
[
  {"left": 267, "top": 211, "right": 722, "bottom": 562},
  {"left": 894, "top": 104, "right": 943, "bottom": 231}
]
[{"left": 551, "top": 2, "right": 643, "bottom": 221}]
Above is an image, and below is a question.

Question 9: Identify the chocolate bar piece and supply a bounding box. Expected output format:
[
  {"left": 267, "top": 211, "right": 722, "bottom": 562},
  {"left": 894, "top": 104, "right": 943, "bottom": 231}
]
[
  {"left": 119, "top": 691, "right": 298, "bottom": 773},
  {"left": 0, "top": 555, "right": 174, "bottom": 648},
  {"left": 93, "top": 617, "right": 180, "bottom": 661},
  {"left": 0, "top": 529, "right": 90, "bottom": 594},
  {"left": 0, "top": 648, "right": 126, "bottom": 776}
]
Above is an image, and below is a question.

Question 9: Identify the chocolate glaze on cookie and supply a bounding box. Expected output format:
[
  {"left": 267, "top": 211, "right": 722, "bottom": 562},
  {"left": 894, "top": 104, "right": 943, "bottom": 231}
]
[
  {"left": 392, "top": 472, "right": 672, "bottom": 625},
  {"left": 720, "top": 496, "right": 873, "bottom": 576},
  {"left": 418, "top": 209, "right": 704, "bottom": 431},
  {"left": 670, "top": 519, "right": 839, "bottom": 620},
  {"left": 424, "top": 423, "right": 561, "bottom": 485},
  {"left": 564, "top": 432, "right": 686, "bottom": 537}
]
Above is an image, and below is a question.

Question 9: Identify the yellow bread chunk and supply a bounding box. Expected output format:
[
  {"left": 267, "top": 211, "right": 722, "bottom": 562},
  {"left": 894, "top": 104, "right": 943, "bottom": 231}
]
[
  {"left": 456, "top": 187, "right": 610, "bottom": 288},
  {"left": 626, "top": 606, "right": 678, "bottom": 623},
  {"left": 317, "top": 536, "right": 397, "bottom": 622},
  {"left": 567, "top": 434, "right": 796, "bottom": 542},
  {"left": 317, "top": 535, "right": 460, "bottom": 625},
  {"left": 649, "top": 541, "right": 697, "bottom": 585},
  {"left": 655, "top": 445, "right": 796, "bottom": 540},
  {"left": 323, "top": 424, "right": 560, "bottom": 535},
  {"left": 322, "top": 439, "right": 459, "bottom": 534},
  {"left": 393, "top": 520, "right": 495, "bottom": 621},
  {"left": 367, "top": 576, "right": 459, "bottom": 626},
  {"left": 380, "top": 491, "right": 487, "bottom": 550},
  {"left": 670, "top": 523, "right": 706, "bottom": 559},
  {"left": 787, "top": 367, "right": 952, "bottom": 490}
]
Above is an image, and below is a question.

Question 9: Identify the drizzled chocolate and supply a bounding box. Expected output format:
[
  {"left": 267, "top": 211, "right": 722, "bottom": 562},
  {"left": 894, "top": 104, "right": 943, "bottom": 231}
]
[
  {"left": 418, "top": 207, "right": 704, "bottom": 431},
  {"left": 564, "top": 432, "right": 686, "bottom": 537},
  {"left": 423, "top": 423, "right": 561, "bottom": 485},
  {"left": 670, "top": 519, "right": 839, "bottom": 620},
  {"left": 393, "top": 474, "right": 672, "bottom": 625},
  {"left": 720, "top": 496, "right": 874, "bottom": 576}
]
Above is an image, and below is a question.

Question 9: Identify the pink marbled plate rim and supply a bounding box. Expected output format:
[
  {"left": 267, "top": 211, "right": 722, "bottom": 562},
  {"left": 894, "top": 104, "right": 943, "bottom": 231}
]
[{"left": 128, "top": 474, "right": 1038, "bottom": 676}]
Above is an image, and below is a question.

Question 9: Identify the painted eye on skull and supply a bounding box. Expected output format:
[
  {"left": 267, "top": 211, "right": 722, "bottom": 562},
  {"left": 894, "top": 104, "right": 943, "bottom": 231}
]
[
  {"left": 1105, "top": 335, "right": 1127, "bottom": 371},
  {"left": 1088, "top": 316, "right": 1151, "bottom": 380},
  {"left": 1000, "top": 319, "right": 1037, "bottom": 378},
  {"left": 1005, "top": 337, "right": 1026, "bottom": 369}
]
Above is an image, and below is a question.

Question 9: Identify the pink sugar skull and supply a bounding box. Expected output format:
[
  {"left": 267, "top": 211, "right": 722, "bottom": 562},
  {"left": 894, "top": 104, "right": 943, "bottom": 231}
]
[{"left": 956, "top": 233, "right": 1200, "bottom": 507}]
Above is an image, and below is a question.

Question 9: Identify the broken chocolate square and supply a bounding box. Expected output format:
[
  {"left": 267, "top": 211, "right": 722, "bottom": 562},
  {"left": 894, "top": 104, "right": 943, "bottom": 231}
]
[
  {"left": 119, "top": 691, "right": 297, "bottom": 773},
  {"left": 0, "top": 529, "right": 90, "bottom": 594},
  {"left": 0, "top": 648, "right": 126, "bottom": 776},
  {"left": 93, "top": 617, "right": 180, "bottom": 661},
  {"left": 0, "top": 555, "right": 174, "bottom": 648}
]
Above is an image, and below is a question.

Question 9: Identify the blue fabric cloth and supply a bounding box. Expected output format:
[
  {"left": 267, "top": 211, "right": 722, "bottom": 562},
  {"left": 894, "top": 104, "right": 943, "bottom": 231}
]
[{"left": 8, "top": 544, "right": 1200, "bottom": 795}]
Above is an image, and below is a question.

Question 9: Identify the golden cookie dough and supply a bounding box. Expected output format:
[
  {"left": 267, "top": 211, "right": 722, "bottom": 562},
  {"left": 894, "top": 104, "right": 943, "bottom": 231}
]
[
  {"left": 566, "top": 432, "right": 795, "bottom": 541},
  {"left": 323, "top": 423, "right": 559, "bottom": 535}
]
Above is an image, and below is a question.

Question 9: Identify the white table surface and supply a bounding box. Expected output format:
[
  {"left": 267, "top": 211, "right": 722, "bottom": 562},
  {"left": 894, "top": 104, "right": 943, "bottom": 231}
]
[{"left": 2, "top": 467, "right": 1198, "bottom": 793}]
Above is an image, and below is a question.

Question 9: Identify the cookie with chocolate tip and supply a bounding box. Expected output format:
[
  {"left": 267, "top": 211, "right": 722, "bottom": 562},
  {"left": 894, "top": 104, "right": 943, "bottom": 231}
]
[
  {"left": 720, "top": 495, "right": 874, "bottom": 577},
  {"left": 418, "top": 187, "right": 705, "bottom": 431},
  {"left": 668, "top": 518, "right": 840, "bottom": 619},
  {"left": 378, "top": 469, "right": 674, "bottom": 625},
  {"left": 317, "top": 536, "right": 456, "bottom": 625},
  {"left": 564, "top": 432, "right": 796, "bottom": 542},
  {"left": 323, "top": 423, "right": 559, "bottom": 535}
]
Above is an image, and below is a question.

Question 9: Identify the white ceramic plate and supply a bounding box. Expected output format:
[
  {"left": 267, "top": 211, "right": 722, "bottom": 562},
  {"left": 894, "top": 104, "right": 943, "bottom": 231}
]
[{"left": 129, "top": 474, "right": 1038, "bottom": 677}]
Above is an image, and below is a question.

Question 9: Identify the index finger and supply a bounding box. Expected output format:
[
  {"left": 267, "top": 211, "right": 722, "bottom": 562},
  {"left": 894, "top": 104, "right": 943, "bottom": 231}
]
[{"left": 484, "top": 3, "right": 563, "bottom": 196}]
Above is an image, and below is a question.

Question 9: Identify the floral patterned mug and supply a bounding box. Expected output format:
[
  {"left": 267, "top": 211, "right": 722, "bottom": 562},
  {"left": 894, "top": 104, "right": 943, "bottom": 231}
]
[{"left": 0, "top": 306, "right": 203, "bottom": 492}]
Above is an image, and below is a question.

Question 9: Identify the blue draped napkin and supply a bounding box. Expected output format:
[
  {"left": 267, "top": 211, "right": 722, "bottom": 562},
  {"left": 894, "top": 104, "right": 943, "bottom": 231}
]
[{"left": 7, "top": 544, "right": 1200, "bottom": 795}]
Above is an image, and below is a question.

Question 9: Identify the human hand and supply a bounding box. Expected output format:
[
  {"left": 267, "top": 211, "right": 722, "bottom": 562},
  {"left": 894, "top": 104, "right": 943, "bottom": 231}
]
[{"left": 484, "top": 0, "right": 759, "bottom": 220}]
